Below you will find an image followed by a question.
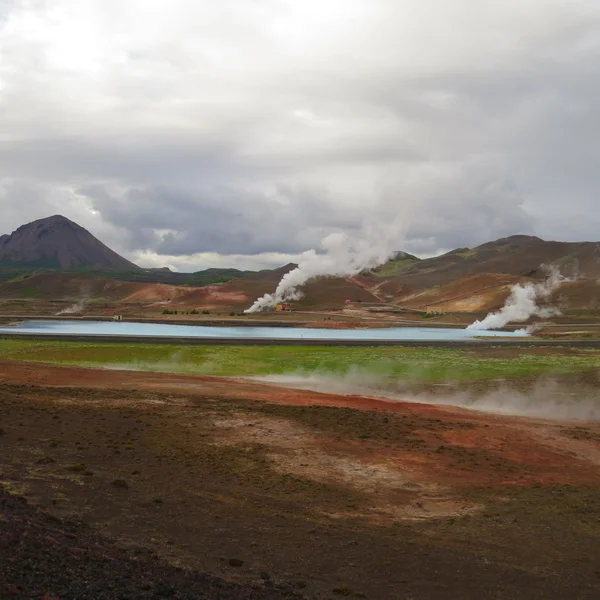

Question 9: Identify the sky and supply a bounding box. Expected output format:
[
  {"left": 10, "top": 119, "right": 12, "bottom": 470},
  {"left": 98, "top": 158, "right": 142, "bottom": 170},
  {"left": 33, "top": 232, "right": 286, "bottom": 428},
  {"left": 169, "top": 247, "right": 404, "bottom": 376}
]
[{"left": 1, "top": 0, "right": 600, "bottom": 272}]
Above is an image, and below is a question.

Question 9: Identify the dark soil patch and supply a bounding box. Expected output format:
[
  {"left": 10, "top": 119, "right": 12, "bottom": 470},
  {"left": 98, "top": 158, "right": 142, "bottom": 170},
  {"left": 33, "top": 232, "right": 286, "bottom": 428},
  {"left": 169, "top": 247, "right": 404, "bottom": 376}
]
[{"left": 0, "top": 487, "right": 301, "bottom": 600}]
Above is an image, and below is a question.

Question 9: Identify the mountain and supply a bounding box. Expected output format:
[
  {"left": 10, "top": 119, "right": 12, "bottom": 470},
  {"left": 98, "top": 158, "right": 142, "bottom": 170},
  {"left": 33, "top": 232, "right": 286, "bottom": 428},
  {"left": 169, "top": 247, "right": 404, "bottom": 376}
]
[
  {"left": 360, "top": 234, "right": 600, "bottom": 313},
  {"left": 0, "top": 215, "right": 140, "bottom": 271},
  {"left": 3, "top": 224, "right": 600, "bottom": 316},
  {"left": 373, "top": 235, "right": 600, "bottom": 289}
]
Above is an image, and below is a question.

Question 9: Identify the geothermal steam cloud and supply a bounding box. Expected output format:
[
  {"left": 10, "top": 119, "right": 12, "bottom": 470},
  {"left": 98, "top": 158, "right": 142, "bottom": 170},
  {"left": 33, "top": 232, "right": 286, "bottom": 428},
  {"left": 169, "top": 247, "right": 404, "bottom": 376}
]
[
  {"left": 467, "top": 267, "right": 567, "bottom": 331},
  {"left": 245, "top": 225, "right": 400, "bottom": 313}
]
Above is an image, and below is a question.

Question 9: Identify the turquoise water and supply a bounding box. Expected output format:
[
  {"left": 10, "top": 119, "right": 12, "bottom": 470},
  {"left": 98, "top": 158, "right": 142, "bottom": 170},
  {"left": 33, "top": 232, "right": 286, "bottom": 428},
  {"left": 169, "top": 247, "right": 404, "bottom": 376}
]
[{"left": 0, "top": 320, "right": 527, "bottom": 341}]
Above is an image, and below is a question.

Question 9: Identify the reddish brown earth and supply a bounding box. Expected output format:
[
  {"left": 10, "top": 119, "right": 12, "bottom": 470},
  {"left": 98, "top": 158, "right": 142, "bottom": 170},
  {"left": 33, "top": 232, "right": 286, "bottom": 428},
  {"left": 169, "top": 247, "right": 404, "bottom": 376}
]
[
  {"left": 1, "top": 360, "right": 599, "bottom": 490},
  {"left": 2, "top": 360, "right": 600, "bottom": 598}
]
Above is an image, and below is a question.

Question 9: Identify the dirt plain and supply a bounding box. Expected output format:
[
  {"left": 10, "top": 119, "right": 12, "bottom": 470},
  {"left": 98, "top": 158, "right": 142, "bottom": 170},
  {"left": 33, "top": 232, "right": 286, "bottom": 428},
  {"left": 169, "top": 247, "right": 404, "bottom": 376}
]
[{"left": 1, "top": 360, "right": 600, "bottom": 599}]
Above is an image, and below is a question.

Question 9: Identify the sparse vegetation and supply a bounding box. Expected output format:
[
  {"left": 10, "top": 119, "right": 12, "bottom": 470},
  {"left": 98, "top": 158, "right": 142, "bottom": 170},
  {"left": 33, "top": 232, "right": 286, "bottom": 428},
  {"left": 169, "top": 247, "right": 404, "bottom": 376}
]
[
  {"left": 65, "top": 463, "right": 87, "bottom": 473},
  {"left": 332, "top": 586, "right": 354, "bottom": 596},
  {"left": 562, "top": 427, "right": 600, "bottom": 442},
  {"left": 0, "top": 265, "right": 257, "bottom": 286}
]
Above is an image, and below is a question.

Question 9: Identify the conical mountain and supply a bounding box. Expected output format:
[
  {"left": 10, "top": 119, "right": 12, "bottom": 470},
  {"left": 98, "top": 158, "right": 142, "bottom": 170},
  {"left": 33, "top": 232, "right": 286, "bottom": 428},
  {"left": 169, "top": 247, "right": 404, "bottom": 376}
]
[{"left": 0, "top": 215, "right": 139, "bottom": 270}]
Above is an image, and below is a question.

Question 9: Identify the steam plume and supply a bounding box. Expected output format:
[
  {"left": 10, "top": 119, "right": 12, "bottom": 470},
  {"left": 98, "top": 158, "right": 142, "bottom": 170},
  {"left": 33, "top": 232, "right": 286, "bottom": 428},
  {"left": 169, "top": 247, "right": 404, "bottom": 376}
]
[
  {"left": 245, "top": 223, "right": 402, "bottom": 313},
  {"left": 56, "top": 284, "right": 92, "bottom": 316},
  {"left": 467, "top": 266, "right": 567, "bottom": 331},
  {"left": 56, "top": 300, "right": 86, "bottom": 315}
]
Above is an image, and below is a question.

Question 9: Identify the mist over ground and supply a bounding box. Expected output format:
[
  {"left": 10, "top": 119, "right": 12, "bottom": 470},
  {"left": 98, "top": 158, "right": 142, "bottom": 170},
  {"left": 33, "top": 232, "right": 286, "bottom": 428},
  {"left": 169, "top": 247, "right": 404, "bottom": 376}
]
[{"left": 254, "top": 370, "right": 600, "bottom": 421}]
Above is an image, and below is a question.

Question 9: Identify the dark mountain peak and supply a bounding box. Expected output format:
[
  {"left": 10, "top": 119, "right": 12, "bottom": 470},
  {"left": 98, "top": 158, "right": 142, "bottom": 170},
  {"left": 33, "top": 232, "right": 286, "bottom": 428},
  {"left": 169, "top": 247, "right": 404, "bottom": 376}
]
[
  {"left": 15, "top": 214, "right": 73, "bottom": 228},
  {"left": 0, "top": 215, "right": 140, "bottom": 271},
  {"left": 17, "top": 215, "right": 80, "bottom": 238},
  {"left": 38, "top": 214, "right": 73, "bottom": 224}
]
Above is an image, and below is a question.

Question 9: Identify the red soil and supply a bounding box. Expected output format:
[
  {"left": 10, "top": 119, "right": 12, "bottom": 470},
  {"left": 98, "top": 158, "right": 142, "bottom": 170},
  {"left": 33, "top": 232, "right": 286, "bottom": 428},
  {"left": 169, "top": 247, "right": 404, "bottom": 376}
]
[{"left": 1, "top": 360, "right": 598, "bottom": 490}]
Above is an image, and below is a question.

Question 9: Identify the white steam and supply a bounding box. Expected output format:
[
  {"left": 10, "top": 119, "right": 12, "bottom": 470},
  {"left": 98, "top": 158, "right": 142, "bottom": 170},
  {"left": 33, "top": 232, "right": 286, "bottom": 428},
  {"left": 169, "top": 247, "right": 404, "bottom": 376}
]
[
  {"left": 253, "top": 371, "right": 600, "bottom": 421},
  {"left": 245, "top": 223, "right": 402, "bottom": 313},
  {"left": 56, "top": 285, "right": 93, "bottom": 315},
  {"left": 56, "top": 300, "right": 86, "bottom": 315},
  {"left": 467, "top": 266, "right": 568, "bottom": 331}
]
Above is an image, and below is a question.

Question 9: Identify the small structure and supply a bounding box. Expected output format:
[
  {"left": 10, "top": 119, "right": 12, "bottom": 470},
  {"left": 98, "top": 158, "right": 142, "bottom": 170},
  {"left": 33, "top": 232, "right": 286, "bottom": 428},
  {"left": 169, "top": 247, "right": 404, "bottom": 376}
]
[
  {"left": 112, "top": 315, "right": 123, "bottom": 322},
  {"left": 275, "top": 303, "right": 291, "bottom": 312}
]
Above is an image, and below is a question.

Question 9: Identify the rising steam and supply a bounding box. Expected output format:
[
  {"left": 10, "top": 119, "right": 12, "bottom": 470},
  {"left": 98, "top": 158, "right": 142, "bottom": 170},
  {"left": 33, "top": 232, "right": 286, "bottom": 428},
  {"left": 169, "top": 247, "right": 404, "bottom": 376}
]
[
  {"left": 467, "top": 266, "right": 568, "bottom": 331},
  {"left": 56, "top": 285, "right": 93, "bottom": 316},
  {"left": 245, "top": 224, "right": 402, "bottom": 313},
  {"left": 56, "top": 300, "right": 86, "bottom": 315}
]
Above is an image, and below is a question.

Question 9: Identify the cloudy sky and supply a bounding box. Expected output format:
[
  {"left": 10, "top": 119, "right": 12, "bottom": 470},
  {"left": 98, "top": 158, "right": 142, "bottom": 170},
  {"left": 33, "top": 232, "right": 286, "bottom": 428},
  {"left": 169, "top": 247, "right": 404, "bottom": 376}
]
[{"left": 1, "top": 0, "right": 600, "bottom": 271}]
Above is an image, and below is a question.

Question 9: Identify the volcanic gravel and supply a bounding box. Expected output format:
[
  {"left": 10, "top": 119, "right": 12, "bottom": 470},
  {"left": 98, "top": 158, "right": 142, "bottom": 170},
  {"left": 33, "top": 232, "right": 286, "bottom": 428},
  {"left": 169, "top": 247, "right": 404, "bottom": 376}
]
[{"left": 0, "top": 488, "right": 303, "bottom": 600}]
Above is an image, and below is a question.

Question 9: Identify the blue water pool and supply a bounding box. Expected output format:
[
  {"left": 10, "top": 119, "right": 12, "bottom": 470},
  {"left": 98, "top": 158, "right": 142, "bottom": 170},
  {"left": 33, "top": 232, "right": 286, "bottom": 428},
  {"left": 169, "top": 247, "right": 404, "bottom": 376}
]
[{"left": 0, "top": 320, "right": 527, "bottom": 341}]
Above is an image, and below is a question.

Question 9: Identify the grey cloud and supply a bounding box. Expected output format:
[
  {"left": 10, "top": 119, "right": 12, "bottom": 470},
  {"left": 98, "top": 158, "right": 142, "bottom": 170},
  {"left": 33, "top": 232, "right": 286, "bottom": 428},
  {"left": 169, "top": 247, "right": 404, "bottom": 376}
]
[
  {"left": 81, "top": 182, "right": 362, "bottom": 256},
  {"left": 1, "top": 0, "right": 600, "bottom": 269},
  {"left": 0, "top": 135, "right": 242, "bottom": 185},
  {"left": 79, "top": 164, "right": 533, "bottom": 260},
  {"left": 379, "top": 165, "right": 535, "bottom": 255}
]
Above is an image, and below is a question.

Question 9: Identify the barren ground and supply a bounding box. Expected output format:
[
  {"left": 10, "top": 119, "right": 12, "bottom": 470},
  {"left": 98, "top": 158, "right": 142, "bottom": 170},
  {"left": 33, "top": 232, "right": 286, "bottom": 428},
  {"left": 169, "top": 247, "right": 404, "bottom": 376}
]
[{"left": 1, "top": 359, "right": 600, "bottom": 599}]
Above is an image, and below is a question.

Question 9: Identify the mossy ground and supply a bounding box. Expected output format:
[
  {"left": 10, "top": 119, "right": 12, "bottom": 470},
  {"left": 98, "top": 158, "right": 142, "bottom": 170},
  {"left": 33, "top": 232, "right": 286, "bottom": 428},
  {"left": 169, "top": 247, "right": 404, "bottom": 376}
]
[{"left": 2, "top": 339, "right": 600, "bottom": 381}]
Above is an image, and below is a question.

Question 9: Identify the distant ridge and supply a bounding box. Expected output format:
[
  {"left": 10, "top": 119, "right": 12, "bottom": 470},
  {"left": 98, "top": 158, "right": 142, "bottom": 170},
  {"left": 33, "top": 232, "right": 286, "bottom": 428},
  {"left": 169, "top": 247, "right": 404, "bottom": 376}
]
[
  {"left": 374, "top": 234, "right": 600, "bottom": 288},
  {"left": 0, "top": 215, "right": 140, "bottom": 271},
  {"left": 1, "top": 224, "right": 600, "bottom": 315}
]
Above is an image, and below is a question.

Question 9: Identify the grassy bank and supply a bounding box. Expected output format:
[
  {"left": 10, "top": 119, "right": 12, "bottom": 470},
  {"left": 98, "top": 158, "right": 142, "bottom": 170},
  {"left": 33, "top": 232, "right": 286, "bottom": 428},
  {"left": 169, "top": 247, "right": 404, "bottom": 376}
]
[{"left": 2, "top": 339, "right": 600, "bottom": 382}]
